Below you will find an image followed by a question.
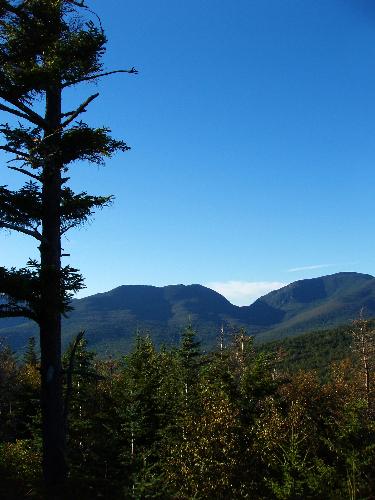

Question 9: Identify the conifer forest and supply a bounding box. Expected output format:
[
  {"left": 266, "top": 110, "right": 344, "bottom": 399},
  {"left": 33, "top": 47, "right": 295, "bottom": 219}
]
[
  {"left": 1, "top": 326, "right": 375, "bottom": 498},
  {"left": 0, "top": 1, "right": 375, "bottom": 498}
]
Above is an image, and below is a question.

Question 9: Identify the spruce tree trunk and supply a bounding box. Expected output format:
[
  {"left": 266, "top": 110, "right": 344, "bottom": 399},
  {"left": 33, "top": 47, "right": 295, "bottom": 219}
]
[{"left": 39, "top": 84, "right": 66, "bottom": 487}]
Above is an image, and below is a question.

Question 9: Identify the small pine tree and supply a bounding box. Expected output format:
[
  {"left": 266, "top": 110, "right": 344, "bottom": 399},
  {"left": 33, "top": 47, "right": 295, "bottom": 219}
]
[
  {"left": 23, "top": 337, "right": 39, "bottom": 367},
  {"left": 178, "top": 324, "right": 201, "bottom": 392},
  {"left": 118, "top": 335, "right": 161, "bottom": 493}
]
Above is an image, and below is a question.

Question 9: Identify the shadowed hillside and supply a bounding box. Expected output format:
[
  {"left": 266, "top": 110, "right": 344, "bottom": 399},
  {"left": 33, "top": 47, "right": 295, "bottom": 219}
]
[{"left": 253, "top": 272, "right": 375, "bottom": 341}]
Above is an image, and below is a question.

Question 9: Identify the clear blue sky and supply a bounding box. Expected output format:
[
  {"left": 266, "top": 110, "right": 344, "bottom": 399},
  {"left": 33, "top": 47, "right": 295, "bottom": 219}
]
[{"left": 2, "top": 0, "right": 375, "bottom": 305}]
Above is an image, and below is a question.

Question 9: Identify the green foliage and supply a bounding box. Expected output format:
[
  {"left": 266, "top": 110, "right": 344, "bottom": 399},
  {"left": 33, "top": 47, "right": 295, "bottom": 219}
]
[
  {"left": 0, "top": 327, "right": 374, "bottom": 498},
  {"left": 0, "top": 439, "right": 41, "bottom": 499},
  {"left": 118, "top": 336, "right": 161, "bottom": 466},
  {"left": 61, "top": 123, "right": 130, "bottom": 166},
  {"left": 22, "top": 336, "right": 38, "bottom": 366},
  {"left": 0, "top": 0, "right": 106, "bottom": 99},
  {"left": 0, "top": 342, "right": 19, "bottom": 441},
  {"left": 260, "top": 325, "right": 355, "bottom": 380},
  {"left": 0, "top": 0, "right": 134, "bottom": 322},
  {"left": 0, "top": 260, "right": 84, "bottom": 320},
  {"left": 164, "top": 382, "right": 240, "bottom": 498},
  {"left": 0, "top": 0, "right": 137, "bottom": 489},
  {"left": 0, "top": 182, "right": 41, "bottom": 228}
]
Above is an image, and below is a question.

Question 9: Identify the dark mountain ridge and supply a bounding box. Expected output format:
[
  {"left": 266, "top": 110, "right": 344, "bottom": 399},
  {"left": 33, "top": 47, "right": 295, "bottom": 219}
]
[{"left": 1, "top": 272, "right": 374, "bottom": 353}]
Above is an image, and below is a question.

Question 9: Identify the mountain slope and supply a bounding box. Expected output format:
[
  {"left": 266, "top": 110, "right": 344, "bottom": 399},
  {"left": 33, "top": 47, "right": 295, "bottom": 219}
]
[
  {"left": 1, "top": 272, "right": 374, "bottom": 353},
  {"left": 252, "top": 272, "right": 375, "bottom": 341}
]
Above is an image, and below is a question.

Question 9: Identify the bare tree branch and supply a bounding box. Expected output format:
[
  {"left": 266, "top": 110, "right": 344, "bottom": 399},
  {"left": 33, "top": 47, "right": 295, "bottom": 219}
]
[
  {"left": 63, "top": 330, "right": 85, "bottom": 432},
  {"left": 62, "top": 68, "right": 138, "bottom": 88},
  {"left": 8, "top": 166, "right": 41, "bottom": 182},
  {"left": 61, "top": 110, "right": 78, "bottom": 117},
  {"left": 0, "top": 102, "right": 36, "bottom": 123},
  {"left": 0, "top": 222, "right": 42, "bottom": 240},
  {"left": 61, "top": 93, "right": 99, "bottom": 128}
]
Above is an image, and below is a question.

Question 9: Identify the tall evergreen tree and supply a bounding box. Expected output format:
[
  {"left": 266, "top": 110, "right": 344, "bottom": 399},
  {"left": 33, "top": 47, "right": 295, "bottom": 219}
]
[
  {"left": 178, "top": 324, "right": 201, "bottom": 395},
  {"left": 0, "top": 0, "right": 136, "bottom": 488},
  {"left": 118, "top": 336, "right": 161, "bottom": 494}
]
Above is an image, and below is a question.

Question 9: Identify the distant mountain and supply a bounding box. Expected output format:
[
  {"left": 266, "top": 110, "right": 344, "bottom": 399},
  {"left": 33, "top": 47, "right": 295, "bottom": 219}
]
[
  {"left": 1, "top": 272, "right": 374, "bottom": 354},
  {"left": 252, "top": 272, "right": 375, "bottom": 341}
]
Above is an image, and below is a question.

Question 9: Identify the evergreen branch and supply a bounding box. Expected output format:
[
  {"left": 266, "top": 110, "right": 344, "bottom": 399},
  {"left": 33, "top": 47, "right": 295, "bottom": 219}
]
[
  {"left": 0, "top": 102, "right": 35, "bottom": 123},
  {"left": 0, "top": 221, "right": 42, "bottom": 240},
  {"left": 0, "top": 307, "right": 36, "bottom": 321},
  {"left": 10, "top": 99, "right": 47, "bottom": 129},
  {"left": 60, "top": 222, "right": 77, "bottom": 235},
  {"left": 1, "top": 1, "right": 27, "bottom": 19},
  {"left": 0, "top": 96, "right": 47, "bottom": 128},
  {"left": 61, "top": 93, "right": 99, "bottom": 128},
  {"left": 0, "top": 145, "right": 29, "bottom": 158},
  {"left": 8, "top": 166, "right": 41, "bottom": 182},
  {"left": 62, "top": 68, "right": 138, "bottom": 88}
]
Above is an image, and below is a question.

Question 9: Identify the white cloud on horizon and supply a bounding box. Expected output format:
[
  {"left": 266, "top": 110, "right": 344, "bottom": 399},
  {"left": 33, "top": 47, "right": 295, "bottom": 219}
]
[
  {"left": 206, "top": 280, "right": 286, "bottom": 306},
  {"left": 287, "top": 264, "right": 333, "bottom": 273}
]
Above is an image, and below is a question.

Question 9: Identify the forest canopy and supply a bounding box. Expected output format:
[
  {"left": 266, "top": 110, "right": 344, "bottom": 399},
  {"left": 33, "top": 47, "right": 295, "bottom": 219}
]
[{"left": 0, "top": 325, "right": 374, "bottom": 498}]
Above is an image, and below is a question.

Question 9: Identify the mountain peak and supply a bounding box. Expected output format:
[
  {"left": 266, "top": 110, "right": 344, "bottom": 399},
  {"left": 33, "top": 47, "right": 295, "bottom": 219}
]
[{"left": 1, "top": 272, "right": 375, "bottom": 353}]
